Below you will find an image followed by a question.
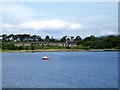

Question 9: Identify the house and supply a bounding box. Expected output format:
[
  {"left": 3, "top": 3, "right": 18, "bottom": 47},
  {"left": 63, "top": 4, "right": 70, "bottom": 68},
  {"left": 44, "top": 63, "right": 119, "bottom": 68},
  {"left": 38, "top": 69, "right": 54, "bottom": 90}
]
[
  {"left": 14, "top": 41, "right": 77, "bottom": 47},
  {"left": 66, "top": 41, "right": 77, "bottom": 47},
  {"left": 49, "top": 42, "right": 66, "bottom": 46},
  {"left": 31, "top": 42, "right": 48, "bottom": 46},
  {"left": 14, "top": 42, "right": 31, "bottom": 46}
]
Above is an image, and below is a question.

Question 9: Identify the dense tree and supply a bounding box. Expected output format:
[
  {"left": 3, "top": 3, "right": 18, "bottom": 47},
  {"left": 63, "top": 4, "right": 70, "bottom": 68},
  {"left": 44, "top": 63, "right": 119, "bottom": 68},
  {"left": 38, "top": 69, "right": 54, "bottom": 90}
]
[
  {"left": 74, "top": 36, "right": 82, "bottom": 45},
  {"left": 31, "top": 45, "right": 35, "bottom": 50},
  {"left": 50, "top": 37, "right": 56, "bottom": 42},
  {"left": 45, "top": 35, "right": 50, "bottom": 42},
  {"left": 30, "top": 35, "right": 37, "bottom": 41},
  {"left": 7, "top": 34, "right": 14, "bottom": 41},
  {"left": 38, "top": 36, "right": 43, "bottom": 41},
  {"left": 74, "top": 36, "right": 81, "bottom": 41},
  {"left": 70, "top": 36, "right": 74, "bottom": 41},
  {"left": 60, "top": 36, "right": 67, "bottom": 42},
  {"left": 17, "top": 46, "right": 24, "bottom": 50},
  {"left": 2, "top": 34, "right": 7, "bottom": 41},
  {"left": 89, "top": 35, "right": 96, "bottom": 41},
  {"left": 67, "top": 37, "right": 70, "bottom": 41},
  {"left": 2, "top": 42, "right": 17, "bottom": 50},
  {"left": 1, "top": 34, "right": 120, "bottom": 50},
  {"left": 84, "top": 35, "right": 96, "bottom": 41}
]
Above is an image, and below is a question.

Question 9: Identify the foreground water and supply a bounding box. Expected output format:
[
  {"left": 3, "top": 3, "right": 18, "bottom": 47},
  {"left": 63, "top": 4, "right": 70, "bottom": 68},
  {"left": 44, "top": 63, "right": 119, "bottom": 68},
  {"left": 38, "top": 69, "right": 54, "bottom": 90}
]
[{"left": 2, "top": 51, "right": 118, "bottom": 88}]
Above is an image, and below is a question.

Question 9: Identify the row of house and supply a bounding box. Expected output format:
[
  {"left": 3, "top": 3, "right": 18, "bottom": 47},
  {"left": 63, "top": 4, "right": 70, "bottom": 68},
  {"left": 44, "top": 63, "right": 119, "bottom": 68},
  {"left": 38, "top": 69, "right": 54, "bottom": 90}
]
[{"left": 14, "top": 41, "right": 77, "bottom": 47}]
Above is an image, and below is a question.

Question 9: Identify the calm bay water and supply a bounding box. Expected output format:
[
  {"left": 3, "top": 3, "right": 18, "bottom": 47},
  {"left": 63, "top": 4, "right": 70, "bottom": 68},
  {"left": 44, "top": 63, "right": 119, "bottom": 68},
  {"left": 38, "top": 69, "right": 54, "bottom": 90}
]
[{"left": 2, "top": 51, "right": 118, "bottom": 88}]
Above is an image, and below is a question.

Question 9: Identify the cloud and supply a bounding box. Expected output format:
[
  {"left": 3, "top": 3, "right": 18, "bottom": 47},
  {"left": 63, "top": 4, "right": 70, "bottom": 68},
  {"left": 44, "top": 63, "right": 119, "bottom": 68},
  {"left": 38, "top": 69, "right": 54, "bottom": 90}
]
[
  {"left": 20, "top": 19, "right": 82, "bottom": 31},
  {"left": 2, "top": 19, "right": 83, "bottom": 32},
  {"left": 2, "top": 23, "right": 17, "bottom": 29},
  {"left": 107, "top": 31, "right": 118, "bottom": 35},
  {"left": 2, "top": 3, "right": 42, "bottom": 23},
  {"left": 99, "top": 29, "right": 118, "bottom": 35},
  {"left": 1, "top": 23, "right": 19, "bottom": 33}
]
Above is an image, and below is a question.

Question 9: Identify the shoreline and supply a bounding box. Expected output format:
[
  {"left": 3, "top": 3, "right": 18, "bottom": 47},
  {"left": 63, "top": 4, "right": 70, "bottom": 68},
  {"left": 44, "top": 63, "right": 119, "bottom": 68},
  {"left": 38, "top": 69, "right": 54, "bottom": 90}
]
[{"left": 0, "top": 49, "right": 119, "bottom": 52}]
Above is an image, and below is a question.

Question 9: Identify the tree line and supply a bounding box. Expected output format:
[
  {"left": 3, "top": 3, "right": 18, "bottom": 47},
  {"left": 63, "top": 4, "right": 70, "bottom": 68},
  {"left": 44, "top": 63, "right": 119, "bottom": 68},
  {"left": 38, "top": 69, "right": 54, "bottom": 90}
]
[
  {"left": 1, "top": 34, "right": 120, "bottom": 50},
  {"left": 1, "top": 34, "right": 82, "bottom": 43}
]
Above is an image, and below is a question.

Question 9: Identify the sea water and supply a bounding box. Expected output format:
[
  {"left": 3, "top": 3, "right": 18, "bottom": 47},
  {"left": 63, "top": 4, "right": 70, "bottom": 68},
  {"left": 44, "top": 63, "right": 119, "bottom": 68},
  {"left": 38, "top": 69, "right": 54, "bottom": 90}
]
[{"left": 2, "top": 51, "right": 118, "bottom": 88}]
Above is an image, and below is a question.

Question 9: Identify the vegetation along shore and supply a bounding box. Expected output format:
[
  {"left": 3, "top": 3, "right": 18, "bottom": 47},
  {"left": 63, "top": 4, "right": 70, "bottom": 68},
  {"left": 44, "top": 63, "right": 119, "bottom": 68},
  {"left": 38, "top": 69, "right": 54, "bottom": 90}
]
[{"left": 0, "top": 34, "right": 120, "bottom": 52}]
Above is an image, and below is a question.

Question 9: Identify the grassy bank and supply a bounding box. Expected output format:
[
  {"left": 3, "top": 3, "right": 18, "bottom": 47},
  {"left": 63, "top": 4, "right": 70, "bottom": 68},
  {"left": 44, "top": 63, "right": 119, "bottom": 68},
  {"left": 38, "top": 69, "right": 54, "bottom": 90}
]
[{"left": 0, "top": 48, "right": 119, "bottom": 52}]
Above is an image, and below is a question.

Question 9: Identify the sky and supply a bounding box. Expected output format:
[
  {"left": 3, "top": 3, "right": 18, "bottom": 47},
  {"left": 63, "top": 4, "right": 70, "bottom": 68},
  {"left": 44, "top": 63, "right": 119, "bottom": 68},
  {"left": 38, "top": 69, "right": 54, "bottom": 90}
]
[{"left": 1, "top": 1, "right": 118, "bottom": 38}]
